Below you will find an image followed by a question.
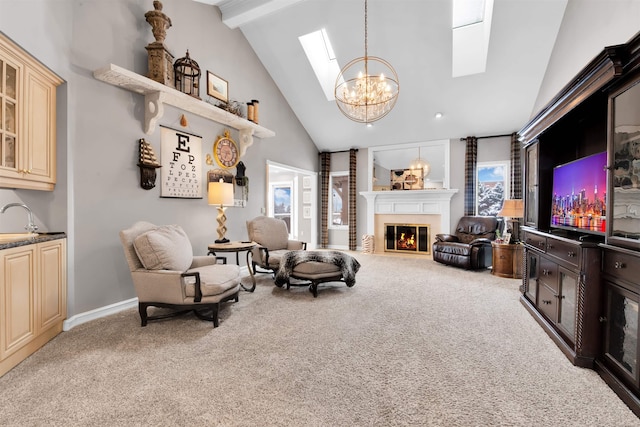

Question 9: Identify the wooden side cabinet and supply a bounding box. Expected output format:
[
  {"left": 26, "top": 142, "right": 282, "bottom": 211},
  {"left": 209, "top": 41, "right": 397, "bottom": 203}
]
[
  {"left": 520, "top": 228, "right": 602, "bottom": 367},
  {"left": 0, "top": 32, "right": 63, "bottom": 191},
  {"left": 491, "top": 242, "right": 523, "bottom": 279},
  {"left": 0, "top": 238, "right": 66, "bottom": 376}
]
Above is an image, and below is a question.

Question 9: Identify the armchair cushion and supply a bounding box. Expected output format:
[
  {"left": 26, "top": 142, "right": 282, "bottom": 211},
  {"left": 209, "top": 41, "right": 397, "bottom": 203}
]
[
  {"left": 247, "top": 216, "right": 289, "bottom": 250},
  {"left": 133, "top": 224, "right": 193, "bottom": 271},
  {"left": 185, "top": 264, "right": 242, "bottom": 297}
]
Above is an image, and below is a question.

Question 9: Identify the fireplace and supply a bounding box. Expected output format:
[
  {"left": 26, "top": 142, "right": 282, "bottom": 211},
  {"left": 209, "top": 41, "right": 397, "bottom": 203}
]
[{"left": 385, "top": 223, "right": 430, "bottom": 254}]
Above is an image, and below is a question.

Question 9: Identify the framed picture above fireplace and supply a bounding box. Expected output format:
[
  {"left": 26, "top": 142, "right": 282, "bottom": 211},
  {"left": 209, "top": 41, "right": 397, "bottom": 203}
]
[{"left": 390, "top": 168, "right": 424, "bottom": 190}]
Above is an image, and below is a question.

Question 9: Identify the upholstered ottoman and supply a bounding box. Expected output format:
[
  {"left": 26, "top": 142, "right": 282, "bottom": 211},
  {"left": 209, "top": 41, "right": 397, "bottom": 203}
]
[{"left": 274, "top": 250, "right": 360, "bottom": 297}]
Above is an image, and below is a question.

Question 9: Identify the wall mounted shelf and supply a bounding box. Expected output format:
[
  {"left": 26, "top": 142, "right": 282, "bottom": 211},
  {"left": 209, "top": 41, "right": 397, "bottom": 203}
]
[{"left": 93, "top": 63, "right": 274, "bottom": 155}]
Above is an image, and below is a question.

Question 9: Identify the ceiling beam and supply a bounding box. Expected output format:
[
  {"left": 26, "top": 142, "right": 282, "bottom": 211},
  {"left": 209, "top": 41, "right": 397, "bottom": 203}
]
[{"left": 214, "top": 0, "right": 304, "bottom": 29}]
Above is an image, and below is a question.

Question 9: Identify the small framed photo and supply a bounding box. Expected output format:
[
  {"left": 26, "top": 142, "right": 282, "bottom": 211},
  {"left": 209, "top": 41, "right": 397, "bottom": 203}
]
[
  {"left": 503, "top": 232, "right": 512, "bottom": 244},
  {"left": 303, "top": 191, "right": 311, "bottom": 204},
  {"left": 207, "top": 71, "right": 228, "bottom": 103},
  {"left": 303, "top": 176, "right": 311, "bottom": 189},
  {"left": 303, "top": 206, "right": 312, "bottom": 219}
]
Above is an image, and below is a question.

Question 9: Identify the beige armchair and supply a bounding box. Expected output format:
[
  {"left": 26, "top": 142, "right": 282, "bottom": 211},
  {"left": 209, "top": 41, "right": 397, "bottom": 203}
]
[
  {"left": 246, "top": 216, "right": 306, "bottom": 275},
  {"left": 119, "top": 221, "right": 241, "bottom": 327}
]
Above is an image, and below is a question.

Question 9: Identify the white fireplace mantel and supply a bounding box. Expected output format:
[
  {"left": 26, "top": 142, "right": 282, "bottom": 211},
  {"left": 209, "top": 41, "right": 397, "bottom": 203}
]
[{"left": 360, "top": 189, "right": 459, "bottom": 234}]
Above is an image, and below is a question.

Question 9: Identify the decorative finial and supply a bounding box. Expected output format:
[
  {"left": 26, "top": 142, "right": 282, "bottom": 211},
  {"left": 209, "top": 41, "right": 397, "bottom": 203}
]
[{"left": 145, "top": 0, "right": 172, "bottom": 44}]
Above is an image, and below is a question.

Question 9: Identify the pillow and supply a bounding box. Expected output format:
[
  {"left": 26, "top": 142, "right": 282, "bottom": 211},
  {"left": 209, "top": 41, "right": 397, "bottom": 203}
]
[{"left": 133, "top": 225, "right": 193, "bottom": 271}]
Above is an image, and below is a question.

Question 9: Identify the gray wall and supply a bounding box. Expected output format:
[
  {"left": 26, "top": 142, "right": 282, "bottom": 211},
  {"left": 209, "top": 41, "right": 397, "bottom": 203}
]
[
  {"left": 533, "top": 0, "right": 640, "bottom": 116},
  {"left": 0, "top": 0, "right": 318, "bottom": 318}
]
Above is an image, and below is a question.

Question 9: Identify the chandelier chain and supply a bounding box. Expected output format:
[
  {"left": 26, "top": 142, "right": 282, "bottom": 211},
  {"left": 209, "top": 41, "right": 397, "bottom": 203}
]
[{"left": 364, "top": 0, "right": 368, "bottom": 60}]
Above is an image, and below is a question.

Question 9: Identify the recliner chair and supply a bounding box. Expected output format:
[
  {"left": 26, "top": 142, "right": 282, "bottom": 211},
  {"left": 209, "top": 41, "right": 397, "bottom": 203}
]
[{"left": 432, "top": 216, "right": 500, "bottom": 270}]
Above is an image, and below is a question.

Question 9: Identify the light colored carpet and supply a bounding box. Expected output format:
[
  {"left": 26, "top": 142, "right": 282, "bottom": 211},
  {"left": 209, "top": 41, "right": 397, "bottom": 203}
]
[{"left": 0, "top": 253, "right": 638, "bottom": 426}]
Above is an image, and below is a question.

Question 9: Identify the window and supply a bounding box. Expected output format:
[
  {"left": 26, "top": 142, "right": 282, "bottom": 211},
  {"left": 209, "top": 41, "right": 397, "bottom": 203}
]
[
  {"left": 476, "top": 161, "right": 510, "bottom": 216},
  {"left": 329, "top": 172, "right": 349, "bottom": 228},
  {"left": 270, "top": 182, "right": 293, "bottom": 235}
]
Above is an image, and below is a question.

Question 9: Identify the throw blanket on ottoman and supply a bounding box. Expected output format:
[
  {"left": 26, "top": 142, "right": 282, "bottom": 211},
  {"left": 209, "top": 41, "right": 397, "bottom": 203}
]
[{"left": 274, "top": 250, "right": 361, "bottom": 287}]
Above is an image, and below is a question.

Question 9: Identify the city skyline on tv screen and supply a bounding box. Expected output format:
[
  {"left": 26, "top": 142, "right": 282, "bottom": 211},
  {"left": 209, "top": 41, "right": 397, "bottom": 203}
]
[
  {"left": 551, "top": 151, "right": 607, "bottom": 234},
  {"left": 552, "top": 151, "right": 607, "bottom": 199}
]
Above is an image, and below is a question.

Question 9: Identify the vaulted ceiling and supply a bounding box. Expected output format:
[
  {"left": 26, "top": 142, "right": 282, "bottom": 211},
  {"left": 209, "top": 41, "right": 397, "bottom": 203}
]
[{"left": 197, "top": 0, "right": 568, "bottom": 153}]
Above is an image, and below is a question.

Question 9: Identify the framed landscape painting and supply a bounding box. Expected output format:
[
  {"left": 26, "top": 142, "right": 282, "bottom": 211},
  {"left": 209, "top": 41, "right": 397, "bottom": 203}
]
[{"left": 207, "top": 71, "right": 228, "bottom": 103}]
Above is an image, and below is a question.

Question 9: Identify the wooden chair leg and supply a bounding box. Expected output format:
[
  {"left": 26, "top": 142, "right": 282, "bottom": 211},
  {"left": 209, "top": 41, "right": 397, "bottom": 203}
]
[{"left": 139, "top": 303, "right": 149, "bottom": 326}]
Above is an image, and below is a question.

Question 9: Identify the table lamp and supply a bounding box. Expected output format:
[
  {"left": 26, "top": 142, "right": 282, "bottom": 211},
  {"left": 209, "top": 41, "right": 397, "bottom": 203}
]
[
  {"left": 208, "top": 179, "right": 234, "bottom": 243},
  {"left": 498, "top": 199, "right": 524, "bottom": 243}
]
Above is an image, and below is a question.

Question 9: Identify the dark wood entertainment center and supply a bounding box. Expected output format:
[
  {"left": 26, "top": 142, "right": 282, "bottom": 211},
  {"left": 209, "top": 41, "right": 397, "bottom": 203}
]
[{"left": 519, "top": 30, "right": 640, "bottom": 416}]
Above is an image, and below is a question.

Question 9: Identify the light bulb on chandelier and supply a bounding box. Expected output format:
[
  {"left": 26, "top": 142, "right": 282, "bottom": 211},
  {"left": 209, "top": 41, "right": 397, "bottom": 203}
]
[{"left": 335, "top": 0, "right": 399, "bottom": 124}]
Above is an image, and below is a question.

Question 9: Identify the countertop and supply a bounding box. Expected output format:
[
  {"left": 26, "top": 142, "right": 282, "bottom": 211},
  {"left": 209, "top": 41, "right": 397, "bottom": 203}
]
[{"left": 0, "top": 232, "right": 66, "bottom": 250}]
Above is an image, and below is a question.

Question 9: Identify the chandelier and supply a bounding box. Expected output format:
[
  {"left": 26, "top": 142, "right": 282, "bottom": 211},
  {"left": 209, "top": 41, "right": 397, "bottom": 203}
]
[
  {"left": 409, "top": 147, "right": 430, "bottom": 177},
  {"left": 335, "top": 0, "right": 399, "bottom": 124}
]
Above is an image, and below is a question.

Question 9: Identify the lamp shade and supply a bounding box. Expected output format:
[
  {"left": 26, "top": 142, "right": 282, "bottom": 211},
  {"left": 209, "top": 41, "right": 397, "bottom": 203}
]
[
  {"left": 208, "top": 181, "right": 234, "bottom": 206},
  {"left": 498, "top": 199, "right": 524, "bottom": 218}
]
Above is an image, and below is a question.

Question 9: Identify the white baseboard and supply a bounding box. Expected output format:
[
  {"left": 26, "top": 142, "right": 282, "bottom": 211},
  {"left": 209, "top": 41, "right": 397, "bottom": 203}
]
[{"left": 63, "top": 297, "right": 138, "bottom": 331}]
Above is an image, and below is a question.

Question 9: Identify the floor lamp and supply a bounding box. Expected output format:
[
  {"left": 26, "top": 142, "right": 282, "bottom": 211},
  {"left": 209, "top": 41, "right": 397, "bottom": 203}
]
[
  {"left": 499, "top": 199, "right": 524, "bottom": 243},
  {"left": 208, "top": 180, "right": 234, "bottom": 243}
]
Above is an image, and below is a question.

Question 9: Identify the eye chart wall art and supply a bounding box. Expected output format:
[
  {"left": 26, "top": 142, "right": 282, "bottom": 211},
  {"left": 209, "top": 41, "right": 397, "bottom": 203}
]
[{"left": 160, "top": 126, "right": 203, "bottom": 198}]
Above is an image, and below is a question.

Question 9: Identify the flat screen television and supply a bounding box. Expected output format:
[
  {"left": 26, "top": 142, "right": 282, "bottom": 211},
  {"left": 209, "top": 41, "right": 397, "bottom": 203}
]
[{"left": 550, "top": 151, "right": 607, "bottom": 235}]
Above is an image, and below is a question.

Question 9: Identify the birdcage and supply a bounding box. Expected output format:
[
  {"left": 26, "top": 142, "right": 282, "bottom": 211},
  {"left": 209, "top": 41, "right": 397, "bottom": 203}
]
[{"left": 174, "top": 50, "right": 201, "bottom": 99}]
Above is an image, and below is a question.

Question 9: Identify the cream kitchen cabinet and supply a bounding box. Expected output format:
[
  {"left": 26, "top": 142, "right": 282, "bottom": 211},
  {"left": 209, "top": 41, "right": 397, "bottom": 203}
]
[
  {"left": 0, "top": 32, "right": 63, "bottom": 191},
  {"left": 0, "top": 237, "right": 67, "bottom": 376}
]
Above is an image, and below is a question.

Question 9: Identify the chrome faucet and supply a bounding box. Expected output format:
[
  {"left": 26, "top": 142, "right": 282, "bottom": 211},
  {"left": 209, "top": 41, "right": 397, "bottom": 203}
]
[{"left": 0, "top": 203, "right": 38, "bottom": 233}]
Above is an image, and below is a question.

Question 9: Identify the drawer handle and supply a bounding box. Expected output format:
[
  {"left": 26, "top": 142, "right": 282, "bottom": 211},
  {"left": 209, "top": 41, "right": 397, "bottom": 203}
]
[
  {"left": 567, "top": 251, "right": 575, "bottom": 258},
  {"left": 542, "top": 300, "right": 552, "bottom": 305},
  {"left": 538, "top": 241, "right": 545, "bottom": 247},
  {"left": 614, "top": 261, "right": 626, "bottom": 269},
  {"left": 542, "top": 269, "right": 551, "bottom": 276},
  {"left": 547, "top": 244, "right": 554, "bottom": 249},
  {"left": 599, "top": 316, "right": 608, "bottom": 323},
  {"left": 500, "top": 255, "right": 506, "bottom": 259}
]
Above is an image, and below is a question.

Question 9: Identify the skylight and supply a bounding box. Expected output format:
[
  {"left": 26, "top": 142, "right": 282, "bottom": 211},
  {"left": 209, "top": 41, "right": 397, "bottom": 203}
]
[
  {"left": 299, "top": 28, "right": 341, "bottom": 101},
  {"left": 452, "top": 0, "right": 486, "bottom": 28},
  {"left": 452, "top": 0, "right": 494, "bottom": 78}
]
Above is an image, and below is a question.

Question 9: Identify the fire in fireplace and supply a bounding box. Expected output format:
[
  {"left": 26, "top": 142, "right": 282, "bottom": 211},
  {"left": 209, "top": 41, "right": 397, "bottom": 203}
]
[{"left": 385, "top": 223, "right": 430, "bottom": 254}]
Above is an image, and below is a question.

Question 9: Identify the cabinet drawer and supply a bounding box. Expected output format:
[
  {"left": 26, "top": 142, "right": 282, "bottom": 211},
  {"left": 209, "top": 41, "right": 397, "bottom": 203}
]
[
  {"left": 538, "top": 284, "right": 558, "bottom": 323},
  {"left": 523, "top": 231, "right": 547, "bottom": 252},
  {"left": 603, "top": 250, "right": 640, "bottom": 285},
  {"left": 539, "top": 256, "right": 559, "bottom": 292},
  {"left": 546, "top": 239, "right": 580, "bottom": 268}
]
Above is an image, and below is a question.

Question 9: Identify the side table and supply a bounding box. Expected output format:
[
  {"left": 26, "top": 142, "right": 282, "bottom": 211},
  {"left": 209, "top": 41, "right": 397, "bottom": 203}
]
[
  {"left": 491, "top": 242, "right": 523, "bottom": 279},
  {"left": 207, "top": 241, "right": 257, "bottom": 292}
]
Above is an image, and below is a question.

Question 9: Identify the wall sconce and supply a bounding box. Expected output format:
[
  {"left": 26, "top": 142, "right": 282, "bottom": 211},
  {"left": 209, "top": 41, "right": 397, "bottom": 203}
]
[
  {"left": 208, "top": 179, "right": 234, "bottom": 243},
  {"left": 137, "top": 138, "right": 161, "bottom": 190}
]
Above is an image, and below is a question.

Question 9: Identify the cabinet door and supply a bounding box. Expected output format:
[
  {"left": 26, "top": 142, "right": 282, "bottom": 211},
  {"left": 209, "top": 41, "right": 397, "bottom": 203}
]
[
  {"left": 37, "top": 240, "right": 66, "bottom": 332},
  {"left": 23, "top": 68, "right": 56, "bottom": 185},
  {"left": 603, "top": 281, "right": 640, "bottom": 389},
  {"left": 0, "top": 245, "right": 36, "bottom": 360},
  {"left": 538, "top": 283, "right": 558, "bottom": 323},
  {"left": 524, "top": 142, "right": 539, "bottom": 228},
  {"left": 609, "top": 78, "right": 640, "bottom": 250},
  {"left": 0, "top": 55, "right": 21, "bottom": 173},
  {"left": 557, "top": 267, "right": 578, "bottom": 343},
  {"left": 524, "top": 249, "right": 538, "bottom": 303}
]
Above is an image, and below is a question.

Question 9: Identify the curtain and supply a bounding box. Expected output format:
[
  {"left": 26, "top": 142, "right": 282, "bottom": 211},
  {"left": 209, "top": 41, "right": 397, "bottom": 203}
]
[
  {"left": 349, "top": 149, "right": 357, "bottom": 251},
  {"left": 464, "top": 136, "right": 478, "bottom": 216},
  {"left": 320, "top": 152, "right": 331, "bottom": 248},
  {"left": 510, "top": 132, "right": 522, "bottom": 199}
]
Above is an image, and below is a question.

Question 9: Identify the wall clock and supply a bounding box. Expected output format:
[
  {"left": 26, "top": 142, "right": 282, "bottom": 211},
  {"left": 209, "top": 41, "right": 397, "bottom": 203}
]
[{"left": 213, "top": 129, "right": 240, "bottom": 169}]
